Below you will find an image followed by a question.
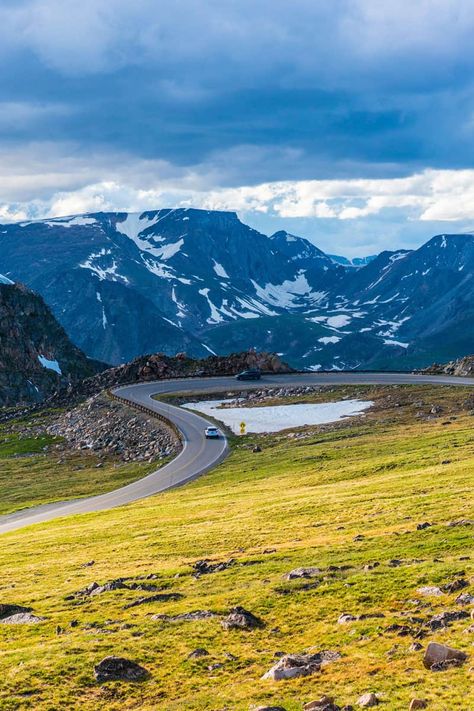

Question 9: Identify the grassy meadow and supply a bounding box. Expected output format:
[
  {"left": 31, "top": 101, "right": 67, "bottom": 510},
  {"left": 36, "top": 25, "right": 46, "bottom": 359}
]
[{"left": 0, "top": 385, "right": 473, "bottom": 710}]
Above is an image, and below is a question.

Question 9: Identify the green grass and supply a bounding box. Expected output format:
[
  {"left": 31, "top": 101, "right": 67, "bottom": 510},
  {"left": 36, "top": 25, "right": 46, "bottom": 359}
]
[
  {"left": 0, "top": 386, "right": 473, "bottom": 710},
  {"left": 0, "top": 414, "right": 160, "bottom": 515}
]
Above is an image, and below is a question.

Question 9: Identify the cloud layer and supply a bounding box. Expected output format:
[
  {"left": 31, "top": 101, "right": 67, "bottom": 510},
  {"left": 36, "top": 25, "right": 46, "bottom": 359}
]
[{"left": 1, "top": 1, "right": 474, "bottom": 254}]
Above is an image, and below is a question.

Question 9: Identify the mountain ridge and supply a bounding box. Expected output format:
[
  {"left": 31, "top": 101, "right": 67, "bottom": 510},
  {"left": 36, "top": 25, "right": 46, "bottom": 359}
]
[
  {"left": 0, "top": 209, "right": 472, "bottom": 370},
  {"left": 0, "top": 281, "right": 101, "bottom": 405}
]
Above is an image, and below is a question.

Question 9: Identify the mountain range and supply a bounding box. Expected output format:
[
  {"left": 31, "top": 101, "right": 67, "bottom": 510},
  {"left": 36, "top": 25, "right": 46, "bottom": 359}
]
[{"left": 0, "top": 208, "right": 473, "bottom": 371}]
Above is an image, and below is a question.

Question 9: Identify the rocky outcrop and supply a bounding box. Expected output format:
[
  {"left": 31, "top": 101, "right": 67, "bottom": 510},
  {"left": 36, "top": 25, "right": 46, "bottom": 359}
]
[
  {"left": 45, "top": 350, "right": 292, "bottom": 408},
  {"left": 47, "top": 393, "right": 179, "bottom": 462},
  {"left": 0, "top": 282, "right": 102, "bottom": 406},
  {"left": 262, "top": 651, "right": 341, "bottom": 680},
  {"left": 221, "top": 606, "right": 264, "bottom": 630},
  {"left": 422, "top": 354, "right": 474, "bottom": 377},
  {"left": 94, "top": 656, "right": 149, "bottom": 682}
]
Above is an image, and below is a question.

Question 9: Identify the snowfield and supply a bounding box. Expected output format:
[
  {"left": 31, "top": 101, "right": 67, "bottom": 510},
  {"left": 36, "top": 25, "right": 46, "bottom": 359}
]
[{"left": 182, "top": 398, "right": 373, "bottom": 433}]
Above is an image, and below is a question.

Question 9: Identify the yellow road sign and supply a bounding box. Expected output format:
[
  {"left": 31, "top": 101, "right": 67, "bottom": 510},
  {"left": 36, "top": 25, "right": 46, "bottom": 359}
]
[{"left": 239, "top": 421, "right": 246, "bottom": 434}]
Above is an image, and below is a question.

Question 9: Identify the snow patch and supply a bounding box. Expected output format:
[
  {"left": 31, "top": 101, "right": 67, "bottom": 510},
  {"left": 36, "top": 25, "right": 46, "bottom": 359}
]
[
  {"left": 183, "top": 398, "right": 373, "bottom": 434},
  {"left": 212, "top": 260, "right": 229, "bottom": 278},
  {"left": 318, "top": 336, "right": 341, "bottom": 344},
  {"left": 383, "top": 339, "right": 409, "bottom": 348},
  {"left": 327, "top": 314, "right": 351, "bottom": 328},
  {"left": 38, "top": 355, "right": 62, "bottom": 375}
]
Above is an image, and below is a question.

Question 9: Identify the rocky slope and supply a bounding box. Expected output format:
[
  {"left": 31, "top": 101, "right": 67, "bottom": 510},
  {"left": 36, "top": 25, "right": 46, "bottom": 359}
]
[
  {"left": 47, "top": 394, "right": 180, "bottom": 463},
  {"left": 0, "top": 209, "right": 473, "bottom": 370},
  {"left": 422, "top": 354, "right": 474, "bottom": 377},
  {"left": 52, "top": 350, "right": 292, "bottom": 406},
  {"left": 0, "top": 282, "right": 101, "bottom": 406}
]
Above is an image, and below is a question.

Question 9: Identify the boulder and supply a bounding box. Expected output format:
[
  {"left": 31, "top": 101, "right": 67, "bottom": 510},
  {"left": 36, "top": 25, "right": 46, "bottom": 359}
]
[
  {"left": 357, "top": 693, "right": 379, "bottom": 707},
  {"left": 455, "top": 593, "right": 474, "bottom": 605},
  {"left": 0, "top": 613, "right": 45, "bottom": 624},
  {"left": 409, "top": 700, "right": 428, "bottom": 710},
  {"left": 338, "top": 614, "right": 357, "bottom": 624},
  {"left": 94, "top": 656, "right": 149, "bottom": 682},
  {"left": 0, "top": 604, "right": 32, "bottom": 619},
  {"left": 262, "top": 651, "right": 340, "bottom": 681},
  {"left": 221, "top": 606, "right": 263, "bottom": 630},
  {"left": 416, "top": 586, "right": 443, "bottom": 597},
  {"left": 427, "top": 610, "right": 468, "bottom": 630},
  {"left": 423, "top": 642, "right": 467, "bottom": 670},
  {"left": 442, "top": 578, "right": 468, "bottom": 594}
]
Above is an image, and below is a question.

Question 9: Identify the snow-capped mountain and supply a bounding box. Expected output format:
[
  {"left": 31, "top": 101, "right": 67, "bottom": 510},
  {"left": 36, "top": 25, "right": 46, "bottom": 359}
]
[{"left": 0, "top": 209, "right": 472, "bottom": 370}]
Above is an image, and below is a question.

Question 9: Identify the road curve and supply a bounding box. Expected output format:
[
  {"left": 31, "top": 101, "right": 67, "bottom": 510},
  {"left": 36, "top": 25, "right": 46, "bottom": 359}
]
[{"left": 1, "top": 371, "right": 473, "bottom": 534}]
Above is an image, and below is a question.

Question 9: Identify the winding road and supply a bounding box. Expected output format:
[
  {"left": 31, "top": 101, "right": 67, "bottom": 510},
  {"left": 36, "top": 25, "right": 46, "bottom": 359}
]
[{"left": 1, "top": 372, "right": 473, "bottom": 534}]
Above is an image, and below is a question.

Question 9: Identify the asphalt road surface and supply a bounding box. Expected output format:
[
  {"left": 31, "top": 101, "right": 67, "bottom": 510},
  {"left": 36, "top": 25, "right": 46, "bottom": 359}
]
[{"left": 1, "top": 371, "right": 473, "bottom": 534}]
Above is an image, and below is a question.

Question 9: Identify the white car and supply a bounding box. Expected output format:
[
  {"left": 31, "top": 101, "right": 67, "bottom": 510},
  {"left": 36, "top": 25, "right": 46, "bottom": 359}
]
[{"left": 205, "top": 426, "right": 220, "bottom": 439}]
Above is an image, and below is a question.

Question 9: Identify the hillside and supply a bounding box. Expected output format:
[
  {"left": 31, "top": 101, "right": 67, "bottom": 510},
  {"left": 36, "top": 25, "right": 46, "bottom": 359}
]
[
  {"left": 0, "top": 282, "right": 100, "bottom": 405},
  {"left": 0, "top": 383, "right": 472, "bottom": 709},
  {"left": 0, "top": 210, "right": 473, "bottom": 370}
]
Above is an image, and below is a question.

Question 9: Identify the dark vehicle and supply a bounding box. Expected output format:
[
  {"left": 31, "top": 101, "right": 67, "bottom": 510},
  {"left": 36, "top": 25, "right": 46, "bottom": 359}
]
[{"left": 235, "top": 369, "right": 261, "bottom": 381}]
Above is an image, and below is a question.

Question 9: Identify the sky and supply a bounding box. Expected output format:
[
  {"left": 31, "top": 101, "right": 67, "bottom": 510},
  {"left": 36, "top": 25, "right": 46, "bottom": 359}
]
[{"left": 1, "top": 0, "right": 474, "bottom": 256}]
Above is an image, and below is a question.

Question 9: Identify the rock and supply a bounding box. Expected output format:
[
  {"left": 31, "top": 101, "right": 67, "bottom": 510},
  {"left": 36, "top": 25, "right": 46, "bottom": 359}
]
[
  {"left": 0, "top": 613, "right": 45, "bottom": 624},
  {"left": 284, "top": 567, "right": 321, "bottom": 581},
  {"left": 221, "top": 606, "right": 263, "bottom": 630},
  {"left": 207, "top": 662, "right": 223, "bottom": 671},
  {"left": 192, "top": 558, "right": 236, "bottom": 576},
  {"left": 363, "top": 562, "right": 380, "bottom": 571},
  {"left": 262, "top": 651, "right": 340, "bottom": 680},
  {"left": 187, "top": 648, "right": 209, "bottom": 659},
  {"left": 409, "top": 700, "right": 428, "bottom": 710},
  {"left": 409, "top": 642, "right": 423, "bottom": 652},
  {"left": 123, "top": 592, "right": 182, "bottom": 609},
  {"left": 353, "top": 535, "right": 365, "bottom": 542},
  {"left": 152, "top": 610, "right": 216, "bottom": 623},
  {"left": 416, "top": 522, "right": 432, "bottom": 530},
  {"left": 447, "top": 519, "right": 474, "bottom": 527},
  {"left": 252, "top": 445, "right": 262, "bottom": 453},
  {"left": 442, "top": 578, "right": 468, "bottom": 594},
  {"left": 357, "top": 693, "right": 379, "bottom": 707},
  {"left": 338, "top": 614, "right": 357, "bottom": 624},
  {"left": 254, "top": 707, "right": 287, "bottom": 711},
  {"left": 388, "top": 559, "right": 403, "bottom": 567},
  {"left": 423, "top": 642, "right": 468, "bottom": 670},
  {"left": 0, "top": 604, "right": 32, "bottom": 619},
  {"left": 304, "top": 696, "right": 340, "bottom": 710},
  {"left": 427, "top": 610, "right": 468, "bottom": 630},
  {"left": 416, "top": 586, "right": 443, "bottom": 597},
  {"left": 455, "top": 593, "right": 474, "bottom": 605},
  {"left": 94, "top": 656, "right": 149, "bottom": 682}
]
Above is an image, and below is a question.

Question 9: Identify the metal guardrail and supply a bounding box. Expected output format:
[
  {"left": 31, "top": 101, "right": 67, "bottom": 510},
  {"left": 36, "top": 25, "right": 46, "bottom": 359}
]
[{"left": 107, "top": 389, "right": 183, "bottom": 443}]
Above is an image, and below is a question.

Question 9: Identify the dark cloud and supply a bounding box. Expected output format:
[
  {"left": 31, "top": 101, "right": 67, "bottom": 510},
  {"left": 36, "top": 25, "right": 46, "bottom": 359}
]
[{"left": 1, "top": 0, "right": 474, "bottom": 252}]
